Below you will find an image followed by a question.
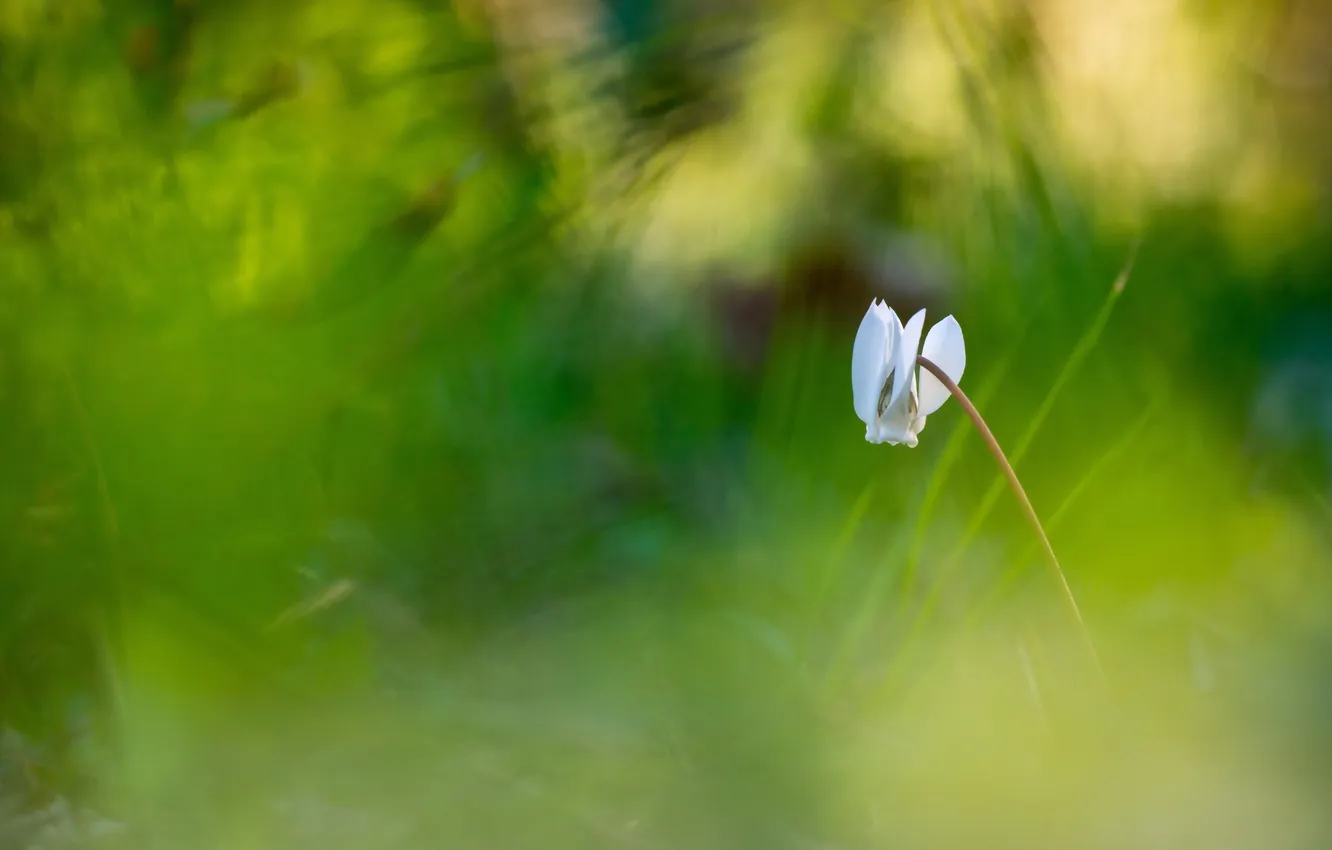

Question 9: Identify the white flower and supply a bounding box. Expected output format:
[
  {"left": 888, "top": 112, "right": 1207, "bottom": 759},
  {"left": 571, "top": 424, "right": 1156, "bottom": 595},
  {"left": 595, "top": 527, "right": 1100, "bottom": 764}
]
[{"left": 852, "top": 301, "right": 966, "bottom": 446}]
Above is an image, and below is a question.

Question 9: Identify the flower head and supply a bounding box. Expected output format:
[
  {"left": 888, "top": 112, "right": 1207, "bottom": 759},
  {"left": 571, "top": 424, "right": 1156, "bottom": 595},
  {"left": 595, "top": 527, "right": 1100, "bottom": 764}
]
[{"left": 852, "top": 302, "right": 966, "bottom": 446}]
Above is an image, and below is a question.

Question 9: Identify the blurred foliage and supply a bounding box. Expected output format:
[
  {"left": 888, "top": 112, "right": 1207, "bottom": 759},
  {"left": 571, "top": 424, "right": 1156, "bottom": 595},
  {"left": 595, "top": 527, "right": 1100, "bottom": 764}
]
[{"left": 1, "top": 0, "right": 1330, "bottom": 847}]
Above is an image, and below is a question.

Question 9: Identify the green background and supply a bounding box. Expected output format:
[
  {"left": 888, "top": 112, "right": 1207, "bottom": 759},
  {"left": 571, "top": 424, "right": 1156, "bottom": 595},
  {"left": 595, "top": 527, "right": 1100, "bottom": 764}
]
[{"left": 2, "top": 1, "right": 1330, "bottom": 847}]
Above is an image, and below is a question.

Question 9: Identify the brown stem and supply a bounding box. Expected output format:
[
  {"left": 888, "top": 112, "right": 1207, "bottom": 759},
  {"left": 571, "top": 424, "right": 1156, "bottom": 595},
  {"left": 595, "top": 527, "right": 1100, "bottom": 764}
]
[{"left": 917, "top": 355, "right": 1104, "bottom": 679}]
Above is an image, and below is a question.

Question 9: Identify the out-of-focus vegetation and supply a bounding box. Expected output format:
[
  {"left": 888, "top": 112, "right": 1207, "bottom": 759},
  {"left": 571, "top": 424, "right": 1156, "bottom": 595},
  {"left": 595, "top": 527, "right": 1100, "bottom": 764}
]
[{"left": 2, "top": 0, "right": 1330, "bottom": 847}]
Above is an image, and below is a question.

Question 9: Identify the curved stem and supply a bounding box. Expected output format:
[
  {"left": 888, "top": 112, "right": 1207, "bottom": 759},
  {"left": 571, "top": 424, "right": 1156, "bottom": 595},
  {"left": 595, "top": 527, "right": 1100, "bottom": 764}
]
[{"left": 917, "top": 355, "right": 1104, "bottom": 679}]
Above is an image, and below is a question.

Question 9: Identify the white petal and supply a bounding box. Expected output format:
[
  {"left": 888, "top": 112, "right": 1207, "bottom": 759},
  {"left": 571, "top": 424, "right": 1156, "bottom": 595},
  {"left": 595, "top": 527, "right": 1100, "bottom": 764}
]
[
  {"left": 882, "top": 304, "right": 901, "bottom": 385},
  {"left": 910, "top": 413, "right": 928, "bottom": 442},
  {"left": 878, "top": 406, "right": 914, "bottom": 444},
  {"left": 888, "top": 309, "right": 926, "bottom": 415},
  {"left": 851, "top": 301, "right": 889, "bottom": 426},
  {"left": 916, "top": 315, "right": 966, "bottom": 417}
]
